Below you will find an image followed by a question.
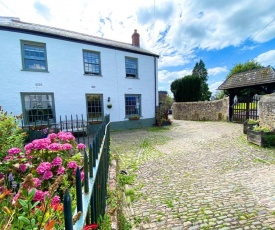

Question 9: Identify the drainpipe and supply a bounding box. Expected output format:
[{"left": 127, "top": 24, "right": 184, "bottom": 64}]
[{"left": 154, "top": 57, "right": 157, "bottom": 124}]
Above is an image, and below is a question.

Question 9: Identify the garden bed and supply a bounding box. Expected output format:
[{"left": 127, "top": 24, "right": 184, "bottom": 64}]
[{"left": 247, "top": 129, "right": 275, "bottom": 147}]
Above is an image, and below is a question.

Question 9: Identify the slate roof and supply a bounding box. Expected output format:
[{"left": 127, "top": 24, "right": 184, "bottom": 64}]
[
  {"left": 0, "top": 17, "right": 159, "bottom": 57},
  {"left": 218, "top": 66, "right": 275, "bottom": 90}
]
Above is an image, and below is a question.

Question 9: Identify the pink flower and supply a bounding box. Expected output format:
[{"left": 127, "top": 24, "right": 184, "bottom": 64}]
[
  {"left": 12, "top": 192, "right": 20, "bottom": 205},
  {"left": 32, "top": 138, "right": 51, "bottom": 150},
  {"left": 25, "top": 149, "right": 32, "bottom": 155},
  {"left": 18, "top": 163, "right": 27, "bottom": 173},
  {"left": 42, "top": 171, "right": 53, "bottom": 180},
  {"left": 48, "top": 143, "right": 61, "bottom": 151},
  {"left": 51, "top": 195, "right": 61, "bottom": 205},
  {"left": 3, "top": 155, "right": 14, "bottom": 161},
  {"left": 24, "top": 143, "right": 34, "bottom": 151},
  {"left": 67, "top": 161, "right": 78, "bottom": 169},
  {"left": 33, "top": 189, "right": 49, "bottom": 202},
  {"left": 65, "top": 133, "right": 75, "bottom": 141},
  {"left": 48, "top": 133, "right": 57, "bottom": 139},
  {"left": 7, "top": 148, "right": 21, "bottom": 155},
  {"left": 33, "top": 178, "right": 41, "bottom": 188},
  {"left": 81, "top": 171, "right": 84, "bottom": 181},
  {"left": 62, "top": 143, "right": 73, "bottom": 151},
  {"left": 52, "top": 157, "right": 62, "bottom": 166},
  {"left": 57, "top": 166, "right": 65, "bottom": 175},
  {"left": 77, "top": 143, "right": 86, "bottom": 150},
  {"left": 57, "top": 132, "right": 75, "bottom": 142},
  {"left": 36, "top": 162, "right": 52, "bottom": 175},
  {"left": 0, "top": 173, "right": 4, "bottom": 180}
]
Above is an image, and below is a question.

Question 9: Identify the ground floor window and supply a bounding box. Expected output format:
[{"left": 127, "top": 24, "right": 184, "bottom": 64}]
[
  {"left": 21, "top": 93, "right": 55, "bottom": 125},
  {"left": 125, "top": 94, "right": 141, "bottom": 116},
  {"left": 86, "top": 94, "right": 103, "bottom": 121}
]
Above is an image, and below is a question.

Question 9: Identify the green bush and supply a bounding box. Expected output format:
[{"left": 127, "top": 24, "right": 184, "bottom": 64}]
[
  {"left": 253, "top": 125, "right": 272, "bottom": 133},
  {"left": 247, "top": 119, "right": 259, "bottom": 125},
  {"left": 0, "top": 107, "right": 26, "bottom": 160}
]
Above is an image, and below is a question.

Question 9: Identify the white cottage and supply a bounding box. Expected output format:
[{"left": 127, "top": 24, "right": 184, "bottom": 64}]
[{"left": 0, "top": 17, "right": 159, "bottom": 130}]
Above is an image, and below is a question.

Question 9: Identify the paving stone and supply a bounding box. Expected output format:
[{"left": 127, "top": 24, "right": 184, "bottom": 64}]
[{"left": 113, "top": 120, "right": 275, "bottom": 229}]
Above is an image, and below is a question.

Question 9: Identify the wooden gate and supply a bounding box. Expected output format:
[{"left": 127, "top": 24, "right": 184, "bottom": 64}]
[{"left": 233, "top": 94, "right": 261, "bottom": 123}]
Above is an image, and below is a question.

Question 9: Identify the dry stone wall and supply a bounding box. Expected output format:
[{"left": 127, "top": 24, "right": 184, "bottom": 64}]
[
  {"left": 172, "top": 97, "right": 229, "bottom": 121},
  {"left": 259, "top": 93, "right": 275, "bottom": 130}
]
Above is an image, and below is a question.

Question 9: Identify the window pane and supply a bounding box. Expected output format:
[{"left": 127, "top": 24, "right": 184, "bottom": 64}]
[
  {"left": 23, "top": 93, "right": 55, "bottom": 125},
  {"left": 23, "top": 43, "right": 47, "bottom": 70},
  {"left": 86, "top": 94, "right": 103, "bottom": 120},
  {"left": 83, "top": 51, "right": 100, "bottom": 74},
  {"left": 25, "top": 59, "right": 46, "bottom": 70},
  {"left": 125, "top": 95, "right": 140, "bottom": 116},
  {"left": 125, "top": 58, "right": 137, "bottom": 78}
]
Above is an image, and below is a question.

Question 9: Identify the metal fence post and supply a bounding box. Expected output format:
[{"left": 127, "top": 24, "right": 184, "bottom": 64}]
[
  {"left": 89, "top": 144, "right": 93, "bottom": 177},
  {"left": 76, "top": 167, "right": 83, "bottom": 212},
  {"left": 64, "top": 189, "right": 73, "bottom": 230},
  {"left": 84, "top": 151, "right": 89, "bottom": 193}
]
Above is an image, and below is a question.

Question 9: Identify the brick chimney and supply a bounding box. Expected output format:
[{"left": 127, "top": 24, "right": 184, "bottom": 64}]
[{"left": 132, "top": 29, "right": 140, "bottom": 47}]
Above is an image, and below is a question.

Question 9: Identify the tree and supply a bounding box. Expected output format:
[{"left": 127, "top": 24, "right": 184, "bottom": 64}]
[
  {"left": 221, "top": 60, "right": 264, "bottom": 97},
  {"left": 226, "top": 60, "right": 262, "bottom": 79},
  {"left": 192, "top": 60, "right": 211, "bottom": 101},
  {"left": 171, "top": 75, "right": 201, "bottom": 102}
]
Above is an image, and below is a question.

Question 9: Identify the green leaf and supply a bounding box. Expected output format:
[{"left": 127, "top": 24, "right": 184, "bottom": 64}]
[
  {"left": 32, "top": 201, "right": 40, "bottom": 209},
  {"left": 18, "top": 199, "right": 28, "bottom": 208},
  {"left": 28, "top": 188, "right": 36, "bottom": 200},
  {"left": 31, "top": 218, "right": 36, "bottom": 227},
  {"left": 18, "top": 216, "right": 30, "bottom": 224}
]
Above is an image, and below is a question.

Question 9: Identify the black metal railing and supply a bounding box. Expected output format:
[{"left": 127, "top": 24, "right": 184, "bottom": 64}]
[
  {"left": 63, "top": 114, "right": 110, "bottom": 229},
  {"left": 20, "top": 114, "right": 104, "bottom": 144},
  {"left": 233, "top": 95, "right": 260, "bottom": 123}
]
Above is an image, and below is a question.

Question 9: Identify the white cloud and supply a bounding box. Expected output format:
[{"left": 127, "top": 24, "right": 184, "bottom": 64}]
[
  {"left": 209, "top": 81, "right": 224, "bottom": 93},
  {"left": 159, "top": 55, "right": 190, "bottom": 68},
  {"left": 165, "top": 0, "right": 275, "bottom": 53},
  {"left": 208, "top": 67, "right": 228, "bottom": 76},
  {"left": 158, "top": 69, "right": 192, "bottom": 84},
  {"left": 255, "top": 50, "right": 275, "bottom": 67}
]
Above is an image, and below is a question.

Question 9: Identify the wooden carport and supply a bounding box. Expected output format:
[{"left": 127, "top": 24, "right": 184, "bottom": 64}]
[{"left": 218, "top": 66, "right": 275, "bottom": 122}]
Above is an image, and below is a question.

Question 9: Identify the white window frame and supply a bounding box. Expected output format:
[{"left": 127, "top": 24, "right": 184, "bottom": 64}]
[{"left": 125, "top": 94, "right": 141, "bottom": 117}]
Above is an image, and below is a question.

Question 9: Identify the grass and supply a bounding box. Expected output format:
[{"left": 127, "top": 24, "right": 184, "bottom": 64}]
[
  {"left": 111, "top": 128, "right": 173, "bottom": 228},
  {"left": 164, "top": 198, "right": 174, "bottom": 208},
  {"left": 234, "top": 102, "right": 257, "bottom": 109}
]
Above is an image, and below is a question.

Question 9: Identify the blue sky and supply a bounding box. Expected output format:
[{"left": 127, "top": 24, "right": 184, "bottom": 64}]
[{"left": 1, "top": 0, "right": 275, "bottom": 96}]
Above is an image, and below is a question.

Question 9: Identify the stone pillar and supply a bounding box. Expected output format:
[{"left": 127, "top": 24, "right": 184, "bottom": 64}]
[{"left": 259, "top": 93, "right": 275, "bottom": 130}]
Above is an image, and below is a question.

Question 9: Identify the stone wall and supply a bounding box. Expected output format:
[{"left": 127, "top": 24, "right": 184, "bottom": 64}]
[
  {"left": 259, "top": 93, "right": 275, "bottom": 130},
  {"left": 172, "top": 97, "right": 229, "bottom": 121}
]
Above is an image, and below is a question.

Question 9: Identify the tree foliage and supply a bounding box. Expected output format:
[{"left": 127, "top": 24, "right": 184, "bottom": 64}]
[
  {"left": 0, "top": 107, "right": 25, "bottom": 160},
  {"left": 226, "top": 60, "right": 262, "bottom": 79},
  {"left": 192, "top": 59, "right": 211, "bottom": 101},
  {"left": 170, "top": 59, "right": 212, "bottom": 102},
  {"left": 171, "top": 75, "right": 201, "bottom": 102}
]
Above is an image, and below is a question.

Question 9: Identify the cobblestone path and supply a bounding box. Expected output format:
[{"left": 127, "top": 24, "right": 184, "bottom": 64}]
[{"left": 111, "top": 120, "right": 275, "bottom": 230}]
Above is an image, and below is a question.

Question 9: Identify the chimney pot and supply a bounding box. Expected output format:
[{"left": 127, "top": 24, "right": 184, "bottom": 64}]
[{"left": 132, "top": 29, "right": 140, "bottom": 47}]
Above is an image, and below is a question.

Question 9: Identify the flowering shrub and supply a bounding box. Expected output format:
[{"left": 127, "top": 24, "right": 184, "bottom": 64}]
[
  {"left": 0, "top": 107, "right": 25, "bottom": 160},
  {"left": 0, "top": 131, "right": 86, "bottom": 229}
]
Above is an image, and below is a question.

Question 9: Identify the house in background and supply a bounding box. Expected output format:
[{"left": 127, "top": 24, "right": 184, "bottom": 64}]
[{"left": 0, "top": 17, "right": 159, "bottom": 130}]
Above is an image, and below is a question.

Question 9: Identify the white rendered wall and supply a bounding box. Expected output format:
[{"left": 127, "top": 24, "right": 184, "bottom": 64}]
[{"left": 0, "top": 30, "right": 158, "bottom": 122}]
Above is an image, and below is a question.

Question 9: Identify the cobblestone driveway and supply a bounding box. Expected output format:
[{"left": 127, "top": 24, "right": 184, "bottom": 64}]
[{"left": 111, "top": 120, "right": 275, "bottom": 230}]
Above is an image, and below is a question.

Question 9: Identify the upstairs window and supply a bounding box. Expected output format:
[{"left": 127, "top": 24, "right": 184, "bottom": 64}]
[
  {"left": 125, "top": 57, "right": 138, "bottom": 78},
  {"left": 125, "top": 95, "right": 141, "bottom": 116},
  {"left": 83, "top": 50, "right": 101, "bottom": 75},
  {"left": 21, "top": 40, "right": 48, "bottom": 71},
  {"left": 86, "top": 94, "right": 103, "bottom": 121}
]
